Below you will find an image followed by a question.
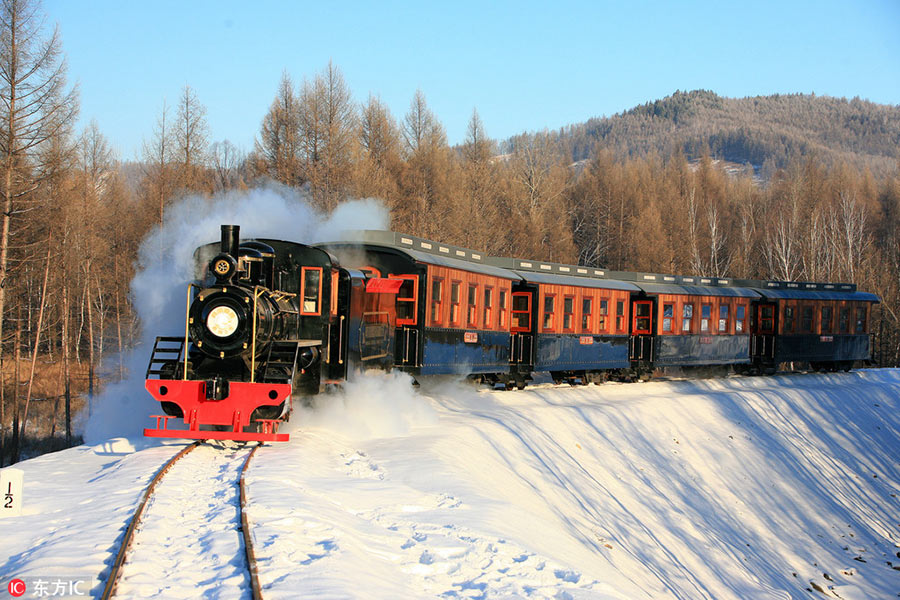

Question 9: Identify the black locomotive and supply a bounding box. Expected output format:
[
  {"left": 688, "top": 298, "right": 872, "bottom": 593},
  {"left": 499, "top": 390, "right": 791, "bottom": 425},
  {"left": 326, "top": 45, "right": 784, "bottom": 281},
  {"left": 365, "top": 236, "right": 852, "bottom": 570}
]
[{"left": 144, "top": 226, "right": 879, "bottom": 442}]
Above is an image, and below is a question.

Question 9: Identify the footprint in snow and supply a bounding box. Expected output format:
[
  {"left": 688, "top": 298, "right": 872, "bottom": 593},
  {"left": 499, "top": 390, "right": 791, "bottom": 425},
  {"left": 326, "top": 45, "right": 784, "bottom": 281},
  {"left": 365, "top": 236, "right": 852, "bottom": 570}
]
[
  {"left": 554, "top": 569, "right": 581, "bottom": 583},
  {"left": 342, "top": 451, "right": 385, "bottom": 480}
]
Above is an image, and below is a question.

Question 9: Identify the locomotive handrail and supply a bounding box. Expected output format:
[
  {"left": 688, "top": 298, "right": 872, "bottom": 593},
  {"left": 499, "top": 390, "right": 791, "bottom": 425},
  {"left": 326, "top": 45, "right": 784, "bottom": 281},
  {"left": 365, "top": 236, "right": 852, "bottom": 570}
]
[
  {"left": 251, "top": 286, "right": 265, "bottom": 383},
  {"left": 338, "top": 315, "right": 345, "bottom": 365},
  {"left": 268, "top": 290, "right": 296, "bottom": 302},
  {"left": 183, "top": 283, "right": 201, "bottom": 380}
]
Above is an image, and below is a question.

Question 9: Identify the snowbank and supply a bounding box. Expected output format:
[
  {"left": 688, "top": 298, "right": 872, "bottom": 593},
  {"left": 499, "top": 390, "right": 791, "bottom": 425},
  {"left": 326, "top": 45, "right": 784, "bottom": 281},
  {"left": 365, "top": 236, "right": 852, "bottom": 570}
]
[{"left": 2, "top": 370, "right": 899, "bottom": 599}]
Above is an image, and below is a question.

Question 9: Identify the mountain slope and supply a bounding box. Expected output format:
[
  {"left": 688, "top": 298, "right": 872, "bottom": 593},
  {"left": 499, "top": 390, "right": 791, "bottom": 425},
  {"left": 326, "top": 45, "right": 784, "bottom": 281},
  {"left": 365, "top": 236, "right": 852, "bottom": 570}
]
[{"left": 554, "top": 91, "right": 900, "bottom": 176}]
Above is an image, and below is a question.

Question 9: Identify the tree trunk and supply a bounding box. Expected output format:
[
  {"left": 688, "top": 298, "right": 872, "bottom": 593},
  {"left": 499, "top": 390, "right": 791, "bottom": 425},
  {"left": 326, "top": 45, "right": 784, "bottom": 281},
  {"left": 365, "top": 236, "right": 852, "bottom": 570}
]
[
  {"left": 20, "top": 241, "right": 52, "bottom": 447},
  {"left": 85, "top": 266, "right": 95, "bottom": 412},
  {"left": 63, "top": 284, "right": 71, "bottom": 445},
  {"left": 114, "top": 252, "right": 124, "bottom": 380},
  {"left": 50, "top": 363, "right": 63, "bottom": 438},
  {"left": 0, "top": 35, "right": 15, "bottom": 460},
  {"left": 11, "top": 305, "right": 22, "bottom": 463},
  {"left": 94, "top": 274, "right": 104, "bottom": 370},
  {"left": 0, "top": 352, "right": 5, "bottom": 466}
]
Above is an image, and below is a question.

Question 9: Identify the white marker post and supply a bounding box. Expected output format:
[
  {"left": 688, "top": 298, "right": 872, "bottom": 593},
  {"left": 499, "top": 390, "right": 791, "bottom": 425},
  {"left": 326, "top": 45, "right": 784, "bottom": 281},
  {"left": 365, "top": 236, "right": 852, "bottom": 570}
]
[{"left": 0, "top": 467, "right": 24, "bottom": 517}]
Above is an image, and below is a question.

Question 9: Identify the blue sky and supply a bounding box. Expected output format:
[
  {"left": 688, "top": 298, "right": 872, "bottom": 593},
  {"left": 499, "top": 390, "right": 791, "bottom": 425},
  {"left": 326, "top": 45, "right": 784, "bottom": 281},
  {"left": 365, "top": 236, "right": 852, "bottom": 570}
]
[{"left": 44, "top": 0, "right": 900, "bottom": 161}]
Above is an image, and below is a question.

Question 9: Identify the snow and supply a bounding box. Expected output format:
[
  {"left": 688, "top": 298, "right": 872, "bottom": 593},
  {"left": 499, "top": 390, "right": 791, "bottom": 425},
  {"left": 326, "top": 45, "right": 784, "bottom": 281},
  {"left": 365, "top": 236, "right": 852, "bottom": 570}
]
[{"left": 2, "top": 369, "right": 900, "bottom": 599}]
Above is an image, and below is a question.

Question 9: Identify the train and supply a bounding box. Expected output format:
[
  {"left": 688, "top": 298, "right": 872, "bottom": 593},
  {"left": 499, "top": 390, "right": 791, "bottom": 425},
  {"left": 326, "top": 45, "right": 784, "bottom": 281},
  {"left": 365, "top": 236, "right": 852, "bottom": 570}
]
[{"left": 143, "top": 225, "right": 880, "bottom": 442}]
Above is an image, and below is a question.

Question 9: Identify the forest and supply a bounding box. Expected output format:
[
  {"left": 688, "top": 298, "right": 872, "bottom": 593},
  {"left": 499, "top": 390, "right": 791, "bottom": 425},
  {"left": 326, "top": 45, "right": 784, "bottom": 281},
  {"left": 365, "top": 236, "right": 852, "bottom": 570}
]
[{"left": 1, "top": 0, "right": 899, "bottom": 464}]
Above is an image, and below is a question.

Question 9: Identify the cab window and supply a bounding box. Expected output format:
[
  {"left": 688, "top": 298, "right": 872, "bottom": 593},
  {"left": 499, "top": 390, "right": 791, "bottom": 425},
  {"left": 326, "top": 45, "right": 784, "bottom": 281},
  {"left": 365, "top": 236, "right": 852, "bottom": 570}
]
[{"left": 300, "top": 267, "right": 322, "bottom": 315}]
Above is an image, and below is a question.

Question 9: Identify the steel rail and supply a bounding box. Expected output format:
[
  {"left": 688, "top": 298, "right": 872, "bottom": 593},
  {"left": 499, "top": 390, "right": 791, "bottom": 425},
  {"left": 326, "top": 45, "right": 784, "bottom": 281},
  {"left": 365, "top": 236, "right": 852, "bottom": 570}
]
[
  {"left": 240, "top": 442, "right": 264, "bottom": 600},
  {"left": 100, "top": 441, "right": 202, "bottom": 600}
]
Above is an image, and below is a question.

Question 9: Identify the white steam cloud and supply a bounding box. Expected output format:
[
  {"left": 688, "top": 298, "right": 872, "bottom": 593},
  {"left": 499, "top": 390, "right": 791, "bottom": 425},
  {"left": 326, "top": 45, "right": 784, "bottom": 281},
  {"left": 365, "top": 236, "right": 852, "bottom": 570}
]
[
  {"left": 84, "top": 185, "right": 389, "bottom": 443},
  {"left": 290, "top": 370, "right": 438, "bottom": 440}
]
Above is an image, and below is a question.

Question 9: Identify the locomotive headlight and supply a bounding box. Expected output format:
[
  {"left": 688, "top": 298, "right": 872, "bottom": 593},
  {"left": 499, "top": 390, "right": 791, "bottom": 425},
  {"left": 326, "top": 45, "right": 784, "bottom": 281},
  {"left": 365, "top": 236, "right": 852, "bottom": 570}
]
[{"left": 206, "top": 305, "right": 239, "bottom": 338}]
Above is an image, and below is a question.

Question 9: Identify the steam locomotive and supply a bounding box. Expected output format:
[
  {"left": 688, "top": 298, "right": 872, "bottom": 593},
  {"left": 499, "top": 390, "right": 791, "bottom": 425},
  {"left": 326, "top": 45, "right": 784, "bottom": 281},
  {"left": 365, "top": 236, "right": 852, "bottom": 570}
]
[{"left": 144, "top": 225, "right": 879, "bottom": 442}]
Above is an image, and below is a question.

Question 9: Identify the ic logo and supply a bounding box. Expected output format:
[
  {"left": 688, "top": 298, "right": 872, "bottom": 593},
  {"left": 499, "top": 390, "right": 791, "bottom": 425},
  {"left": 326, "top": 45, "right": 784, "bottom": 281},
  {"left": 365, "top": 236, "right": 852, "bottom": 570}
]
[{"left": 7, "top": 578, "right": 26, "bottom": 597}]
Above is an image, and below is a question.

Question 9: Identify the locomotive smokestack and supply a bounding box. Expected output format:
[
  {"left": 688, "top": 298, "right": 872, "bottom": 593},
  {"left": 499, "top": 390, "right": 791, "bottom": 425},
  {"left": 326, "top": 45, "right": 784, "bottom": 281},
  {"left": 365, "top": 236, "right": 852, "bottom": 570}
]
[{"left": 221, "top": 224, "right": 240, "bottom": 257}]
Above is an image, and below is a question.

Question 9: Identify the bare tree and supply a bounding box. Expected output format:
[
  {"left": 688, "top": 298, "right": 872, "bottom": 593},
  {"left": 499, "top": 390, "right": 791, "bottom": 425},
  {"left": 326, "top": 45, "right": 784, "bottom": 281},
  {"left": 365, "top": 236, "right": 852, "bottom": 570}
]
[
  {"left": 210, "top": 139, "right": 244, "bottom": 191},
  {"left": 399, "top": 90, "right": 450, "bottom": 237},
  {"left": 402, "top": 89, "right": 433, "bottom": 157},
  {"left": 505, "top": 132, "right": 571, "bottom": 260},
  {"left": 802, "top": 212, "right": 833, "bottom": 281},
  {"left": 174, "top": 85, "right": 209, "bottom": 190},
  {"left": 835, "top": 189, "right": 870, "bottom": 282},
  {"left": 256, "top": 71, "right": 302, "bottom": 186},
  {"left": 75, "top": 121, "right": 115, "bottom": 400},
  {"left": 455, "top": 108, "right": 498, "bottom": 249},
  {"left": 355, "top": 94, "right": 401, "bottom": 201},
  {"left": 765, "top": 183, "right": 802, "bottom": 281},
  {"left": 706, "top": 202, "right": 731, "bottom": 277},
  {"left": 0, "top": 0, "right": 77, "bottom": 425},
  {"left": 687, "top": 187, "right": 704, "bottom": 275},
  {"left": 299, "top": 61, "right": 356, "bottom": 210},
  {"left": 568, "top": 150, "right": 618, "bottom": 268},
  {"left": 360, "top": 94, "right": 400, "bottom": 169},
  {"left": 141, "top": 100, "right": 175, "bottom": 225}
]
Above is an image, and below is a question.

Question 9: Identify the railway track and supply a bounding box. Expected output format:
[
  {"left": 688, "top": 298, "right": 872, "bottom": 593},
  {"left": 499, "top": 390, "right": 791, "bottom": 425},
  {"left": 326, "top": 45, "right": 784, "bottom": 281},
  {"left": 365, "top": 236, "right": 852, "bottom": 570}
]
[{"left": 101, "top": 441, "right": 264, "bottom": 600}]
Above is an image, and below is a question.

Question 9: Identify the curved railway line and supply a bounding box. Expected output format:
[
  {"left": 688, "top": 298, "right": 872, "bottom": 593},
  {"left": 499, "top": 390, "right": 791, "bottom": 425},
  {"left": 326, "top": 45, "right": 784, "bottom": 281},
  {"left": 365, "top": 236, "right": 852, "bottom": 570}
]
[{"left": 100, "top": 441, "right": 264, "bottom": 600}]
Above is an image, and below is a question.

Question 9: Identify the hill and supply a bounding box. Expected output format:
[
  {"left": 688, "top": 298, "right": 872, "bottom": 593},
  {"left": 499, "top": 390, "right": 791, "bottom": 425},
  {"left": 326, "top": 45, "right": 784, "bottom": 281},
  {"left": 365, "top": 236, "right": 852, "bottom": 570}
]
[
  {"left": 3, "top": 369, "right": 900, "bottom": 598},
  {"left": 546, "top": 90, "right": 900, "bottom": 177}
]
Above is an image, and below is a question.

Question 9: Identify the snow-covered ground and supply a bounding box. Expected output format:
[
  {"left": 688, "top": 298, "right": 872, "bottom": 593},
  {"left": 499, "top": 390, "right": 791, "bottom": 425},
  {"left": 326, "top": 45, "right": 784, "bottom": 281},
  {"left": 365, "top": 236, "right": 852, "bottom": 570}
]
[{"left": 2, "top": 369, "right": 899, "bottom": 599}]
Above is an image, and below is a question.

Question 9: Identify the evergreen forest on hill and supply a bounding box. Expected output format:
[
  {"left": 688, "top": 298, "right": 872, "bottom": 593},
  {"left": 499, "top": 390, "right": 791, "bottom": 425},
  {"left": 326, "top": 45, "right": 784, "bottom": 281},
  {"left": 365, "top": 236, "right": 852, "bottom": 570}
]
[
  {"left": 1, "top": 0, "right": 899, "bottom": 463},
  {"left": 545, "top": 90, "right": 900, "bottom": 178}
]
